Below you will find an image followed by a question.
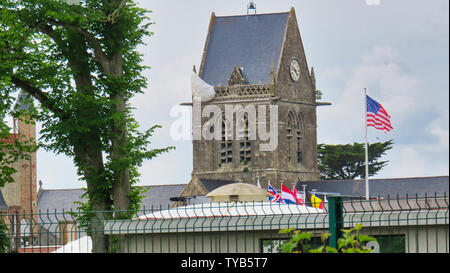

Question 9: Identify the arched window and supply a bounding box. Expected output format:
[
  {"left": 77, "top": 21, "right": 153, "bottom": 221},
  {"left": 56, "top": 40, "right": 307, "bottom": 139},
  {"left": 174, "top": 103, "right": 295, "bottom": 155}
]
[
  {"left": 239, "top": 114, "right": 251, "bottom": 164},
  {"left": 287, "top": 112, "right": 296, "bottom": 163},
  {"left": 220, "top": 116, "right": 233, "bottom": 165},
  {"left": 297, "top": 113, "right": 304, "bottom": 164}
]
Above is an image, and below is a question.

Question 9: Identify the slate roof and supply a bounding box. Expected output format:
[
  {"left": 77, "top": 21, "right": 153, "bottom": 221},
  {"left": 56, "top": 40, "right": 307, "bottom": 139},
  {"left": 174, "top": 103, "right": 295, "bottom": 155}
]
[
  {"left": 37, "top": 188, "right": 87, "bottom": 213},
  {"left": 37, "top": 184, "right": 187, "bottom": 213},
  {"left": 295, "top": 176, "right": 449, "bottom": 200},
  {"left": 13, "top": 90, "right": 33, "bottom": 112},
  {"left": 199, "top": 179, "right": 237, "bottom": 192},
  {"left": 140, "top": 184, "right": 187, "bottom": 210},
  {"left": 0, "top": 190, "right": 8, "bottom": 211},
  {"left": 201, "top": 12, "right": 289, "bottom": 86}
]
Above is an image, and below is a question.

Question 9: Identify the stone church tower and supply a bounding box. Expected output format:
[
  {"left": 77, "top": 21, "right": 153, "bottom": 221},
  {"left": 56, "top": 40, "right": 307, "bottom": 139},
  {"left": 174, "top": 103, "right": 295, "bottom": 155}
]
[
  {"left": 180, "top": 7, "right": 320, "bottom": 198},
  {"left": 1, "top": 92, "right": 37, "bottom": 215}
]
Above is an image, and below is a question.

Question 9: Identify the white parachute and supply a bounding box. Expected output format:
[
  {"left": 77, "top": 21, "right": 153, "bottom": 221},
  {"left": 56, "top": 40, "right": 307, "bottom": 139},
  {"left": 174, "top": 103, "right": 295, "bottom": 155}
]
[{"left": 191, "top": 72, "right": 215, "bottom": 102}]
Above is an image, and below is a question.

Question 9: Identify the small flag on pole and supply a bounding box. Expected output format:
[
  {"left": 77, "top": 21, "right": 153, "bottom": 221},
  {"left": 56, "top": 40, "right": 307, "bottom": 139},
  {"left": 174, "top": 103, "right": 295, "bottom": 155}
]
[
  {"left": 311, "top": 194, "right": 323, "bottom": 209},
  {"left": 293, "top": 187, "right": 305, "bottom": 205},
  {"left": 281, "top": 185, "right": 297, "bottom": 204},
  {"left": 366, "top": 95, "right": 393, "bottom": 132},
  {"left": 268, "top": 183, "right": 285, "bottom": 204}
]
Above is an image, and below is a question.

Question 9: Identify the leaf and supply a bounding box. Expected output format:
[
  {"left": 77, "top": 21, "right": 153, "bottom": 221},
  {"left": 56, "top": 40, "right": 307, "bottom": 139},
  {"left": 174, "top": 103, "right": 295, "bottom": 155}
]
[
  {"left": 292, "top": 232, "right": 312, "bottom": 242},
  {"left": 358, "top": 234, "right": 377, "bottom": 243},
  {"left": 279, "top": 227, "right": 295, "bottom": 234},
  {"left": 308, "top": 247, "right": 323, "bottom": 253},
  {"left": 280, "top": 242, "right": 296, "bottom": 253},
  {"left": 321, "top": 232, "right": 332, "bottom": 242},
  {"left": 325, "top": 246, "right": 339, "bottom": 253}
]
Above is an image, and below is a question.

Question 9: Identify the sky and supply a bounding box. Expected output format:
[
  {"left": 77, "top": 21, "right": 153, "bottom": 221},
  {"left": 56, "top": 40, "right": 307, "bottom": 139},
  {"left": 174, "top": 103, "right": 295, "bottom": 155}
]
[{"left": 34, "top": 0, "right": 449, "bottom": 190}]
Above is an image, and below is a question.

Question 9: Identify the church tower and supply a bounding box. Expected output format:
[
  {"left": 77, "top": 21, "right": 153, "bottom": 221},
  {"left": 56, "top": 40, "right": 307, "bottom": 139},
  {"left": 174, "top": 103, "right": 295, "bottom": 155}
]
[
  {"left": 1, "top": 92, "right": 37, "bottom": 215},
  {"left": 181, "top": 7, "right": 320, "bottom": 198}
]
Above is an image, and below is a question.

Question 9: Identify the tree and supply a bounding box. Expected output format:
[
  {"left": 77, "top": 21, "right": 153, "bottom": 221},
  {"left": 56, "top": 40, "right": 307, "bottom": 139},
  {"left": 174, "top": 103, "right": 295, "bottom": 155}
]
[
  {"left": 317, "top": 140, "right": 393, "bottom": 180},
  {"left": 0, "top": 0, "right": 173, "bottom": 252}
]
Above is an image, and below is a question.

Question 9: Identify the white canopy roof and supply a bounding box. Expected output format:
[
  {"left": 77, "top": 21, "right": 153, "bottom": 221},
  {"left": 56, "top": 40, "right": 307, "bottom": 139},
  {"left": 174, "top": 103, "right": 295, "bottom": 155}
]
[
  {"left": 52, "top": 236, "right": 92, "bottom": 253},
  {"left": 139, "top": 202, "right": 324, "bottom": 220}
]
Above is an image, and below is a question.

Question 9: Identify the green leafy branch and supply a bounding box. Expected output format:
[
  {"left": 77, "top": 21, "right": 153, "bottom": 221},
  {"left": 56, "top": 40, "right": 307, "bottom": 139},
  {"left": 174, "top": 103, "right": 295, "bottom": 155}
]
[{"left": 279, "top": 224, "right": 377, "bottom": 253}]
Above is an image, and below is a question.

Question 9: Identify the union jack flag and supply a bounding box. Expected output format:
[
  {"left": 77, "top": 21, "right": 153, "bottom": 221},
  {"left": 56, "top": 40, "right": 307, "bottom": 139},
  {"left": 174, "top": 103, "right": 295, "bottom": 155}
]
[
  {"left": 268, "top": 183, "right": 285, "bottom": 204},
  {"left": 366, "top": 95, "right": 393, "bottom": 132}
]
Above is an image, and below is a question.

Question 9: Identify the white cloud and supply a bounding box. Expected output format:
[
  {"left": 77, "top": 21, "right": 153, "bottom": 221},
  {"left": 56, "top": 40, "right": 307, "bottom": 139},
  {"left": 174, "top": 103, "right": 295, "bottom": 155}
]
[
  {"left": 380, "top": 144, "right": 449, "bottom": 178},
  {"left": 318, "top": 45, "right": 448, "bottom": 178},
  {"left": 318, "top": 45, "right": 423, "bottom": 141}
]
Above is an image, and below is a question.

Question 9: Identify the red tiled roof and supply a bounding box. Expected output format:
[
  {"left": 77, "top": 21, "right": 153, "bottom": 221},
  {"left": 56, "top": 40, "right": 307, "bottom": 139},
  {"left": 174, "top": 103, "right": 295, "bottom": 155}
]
[{"left": 0, "top": 134, "right": 19, "bottom": 144}]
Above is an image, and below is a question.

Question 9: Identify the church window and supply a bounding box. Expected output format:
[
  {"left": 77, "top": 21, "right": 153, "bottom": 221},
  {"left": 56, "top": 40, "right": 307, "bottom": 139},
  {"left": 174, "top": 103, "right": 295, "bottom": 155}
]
[
  {"left": 220, "top": 117, "right": 233, "bottom": 165},
  {"left": 287, "top": 112, "right": 296, "bottom": 162},
  {"left": 239, "top": 114, "right": 252, "bottom": 164},
  {"left": 297, "top": 114, "right": 304, "bottom": 164}
]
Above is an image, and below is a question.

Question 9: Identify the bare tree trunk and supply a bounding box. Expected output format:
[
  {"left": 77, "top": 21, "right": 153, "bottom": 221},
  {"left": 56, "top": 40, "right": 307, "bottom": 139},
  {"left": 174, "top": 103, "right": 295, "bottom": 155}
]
[{"left": 107, "top": 53, "right": 132, "bottom": 219}]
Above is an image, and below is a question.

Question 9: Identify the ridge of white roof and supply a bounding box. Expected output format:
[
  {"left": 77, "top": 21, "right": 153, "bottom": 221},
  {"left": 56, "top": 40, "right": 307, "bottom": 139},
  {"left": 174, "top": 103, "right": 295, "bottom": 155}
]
[{"left": 138, "top": 202, "right": 324, "bottom": 220}]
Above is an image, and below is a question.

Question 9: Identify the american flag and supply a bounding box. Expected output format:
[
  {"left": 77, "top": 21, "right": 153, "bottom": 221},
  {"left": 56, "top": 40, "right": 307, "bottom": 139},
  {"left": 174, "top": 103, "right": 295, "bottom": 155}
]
[{"left": 366, "top": 95, "right": 393, "bottom": 132}]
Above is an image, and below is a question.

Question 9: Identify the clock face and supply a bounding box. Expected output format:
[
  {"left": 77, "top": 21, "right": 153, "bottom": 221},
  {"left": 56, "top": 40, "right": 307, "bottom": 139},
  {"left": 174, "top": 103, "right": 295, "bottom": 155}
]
[{"left": 289, "top": 58, "right": 301, "bottom": 82}]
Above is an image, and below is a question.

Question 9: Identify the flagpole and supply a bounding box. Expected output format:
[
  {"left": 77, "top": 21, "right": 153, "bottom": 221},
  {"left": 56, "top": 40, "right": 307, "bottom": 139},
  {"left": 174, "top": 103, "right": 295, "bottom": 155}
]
[{"left": 364, "top": 88, "right": 370, "bottom": 200}]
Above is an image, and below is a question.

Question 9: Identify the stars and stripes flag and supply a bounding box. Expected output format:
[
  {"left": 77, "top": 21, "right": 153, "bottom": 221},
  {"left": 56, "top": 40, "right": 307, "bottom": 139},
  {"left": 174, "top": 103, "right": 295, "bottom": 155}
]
[{"left": 366, "top": 95, "right": 393, "bottom": 132}]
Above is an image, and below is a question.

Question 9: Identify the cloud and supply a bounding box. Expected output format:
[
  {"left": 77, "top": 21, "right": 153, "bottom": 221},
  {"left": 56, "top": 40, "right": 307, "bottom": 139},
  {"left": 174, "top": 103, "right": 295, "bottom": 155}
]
[
  {"left": 318, "top": 45, "right": 448, "bottom": 178},
  {"left": 319, "top": 45, "right": 424, "bottom": 141},
  {"left": 381, "top": 144, "right": 449, "bottom": 178}
]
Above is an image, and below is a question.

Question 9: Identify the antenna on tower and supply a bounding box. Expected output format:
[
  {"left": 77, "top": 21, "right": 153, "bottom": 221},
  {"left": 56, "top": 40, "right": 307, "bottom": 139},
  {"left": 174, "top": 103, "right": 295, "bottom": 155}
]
[{"left": 247, "top": 1, "right": 256, "bottom": 15}]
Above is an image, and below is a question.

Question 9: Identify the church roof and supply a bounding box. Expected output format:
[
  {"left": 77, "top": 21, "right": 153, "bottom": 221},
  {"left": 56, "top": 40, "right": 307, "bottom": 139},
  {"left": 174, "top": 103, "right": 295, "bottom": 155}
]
[
  {"left": 13, "top": 90, "right": 32, "bottom": 113},
  {"left": 296, "top": 176, "right": 449, "bottom": 199},
  {"left": 199, "top": 179, "right": 236, "bottom": 192},
  {"left": 200, "top": 12, "right": 289, "bottom": 86},
  {"left": 0, "top": 190, "right": 8, "bottom": 211}
]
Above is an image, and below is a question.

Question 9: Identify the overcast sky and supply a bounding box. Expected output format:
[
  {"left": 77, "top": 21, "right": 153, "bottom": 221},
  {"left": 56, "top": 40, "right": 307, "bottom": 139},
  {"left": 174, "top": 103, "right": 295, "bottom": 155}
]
[{"left": 36, "top": 0, "right": 449, "bottom": 190}]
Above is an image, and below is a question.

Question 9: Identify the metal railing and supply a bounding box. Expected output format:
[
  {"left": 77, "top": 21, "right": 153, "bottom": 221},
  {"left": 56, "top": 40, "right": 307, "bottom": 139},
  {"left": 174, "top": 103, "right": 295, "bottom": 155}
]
[{"left": 0, "top": 193, "right": 448, "bottom": 253}]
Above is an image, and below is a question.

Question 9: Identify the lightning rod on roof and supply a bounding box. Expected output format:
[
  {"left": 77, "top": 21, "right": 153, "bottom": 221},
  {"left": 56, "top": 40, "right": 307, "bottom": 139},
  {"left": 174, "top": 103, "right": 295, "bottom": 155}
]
[{"left": 247, "top": 1, "right": 256, "bottom": 15}]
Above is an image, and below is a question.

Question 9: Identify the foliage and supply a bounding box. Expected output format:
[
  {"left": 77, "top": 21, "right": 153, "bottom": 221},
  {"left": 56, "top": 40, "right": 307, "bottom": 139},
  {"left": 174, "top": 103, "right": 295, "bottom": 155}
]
[
  {"left": 279, "top": 224, "right": 377, "bottom": 253},
  {"left": 0, "top": 217, "right": 9, "bottom": 253},
  {"left": 317, "top": 140, "right": 394, "bottom": 180},
  {"left": 0, "top": 0, "right": 174, "bottom": 252}
]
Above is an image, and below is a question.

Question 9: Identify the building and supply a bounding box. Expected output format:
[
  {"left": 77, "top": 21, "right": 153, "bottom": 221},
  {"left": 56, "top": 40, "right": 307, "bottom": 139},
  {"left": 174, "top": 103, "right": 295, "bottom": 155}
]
[
  {"left": 296, "top": 175, "right": 449, "bottom": 202},
  {"left": 0, "top": 92, "right": 37, "bottom": 216},
  {"left": 181, "top": 7, "right": 324, "bottom": 199}
]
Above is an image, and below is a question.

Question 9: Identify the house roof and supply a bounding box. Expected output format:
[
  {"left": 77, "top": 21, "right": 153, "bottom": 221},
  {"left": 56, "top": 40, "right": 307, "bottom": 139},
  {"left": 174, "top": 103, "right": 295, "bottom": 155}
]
[
  {"left": 140, "top": 184, "right": 187, "bottom": 210},
  {"left": 37, "top": 188, "right": 86, "bottom": 213},
  {"left": 0, "top": 190, "right": 8, "bottom": 211},
  {"left": 200, "top": 12, "right": 289, "bottom": 86},
  {"left": 0, "top": 134, "right": 19, "bottom": 145},
  {"left": 37, "top": 184, "right": 188, "bottom": 214},
  {"left": 295, "top": 176, "right": 449, "bottom": 199},
  {"left": 199, "top": 179, "right": 237, "bottom": 192}
]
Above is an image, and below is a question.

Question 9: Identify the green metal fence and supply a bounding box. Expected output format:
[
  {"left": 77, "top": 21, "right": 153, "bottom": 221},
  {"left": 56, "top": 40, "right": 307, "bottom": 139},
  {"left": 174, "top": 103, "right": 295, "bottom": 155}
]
[{"left": 1, "top": 193, "right": 448, "bottom": 253}]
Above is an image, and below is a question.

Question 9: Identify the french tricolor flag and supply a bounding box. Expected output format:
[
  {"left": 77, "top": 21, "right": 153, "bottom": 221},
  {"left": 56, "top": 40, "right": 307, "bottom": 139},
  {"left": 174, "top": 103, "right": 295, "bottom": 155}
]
[{"left": 281, "top": 185, "right": 297, "bottom": 204}]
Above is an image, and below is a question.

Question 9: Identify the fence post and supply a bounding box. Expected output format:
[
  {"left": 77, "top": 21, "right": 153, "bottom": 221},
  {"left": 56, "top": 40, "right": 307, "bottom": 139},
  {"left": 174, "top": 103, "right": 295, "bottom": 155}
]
[{"left": 328, "top": 196, "right": 343, "bottom": 249}]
